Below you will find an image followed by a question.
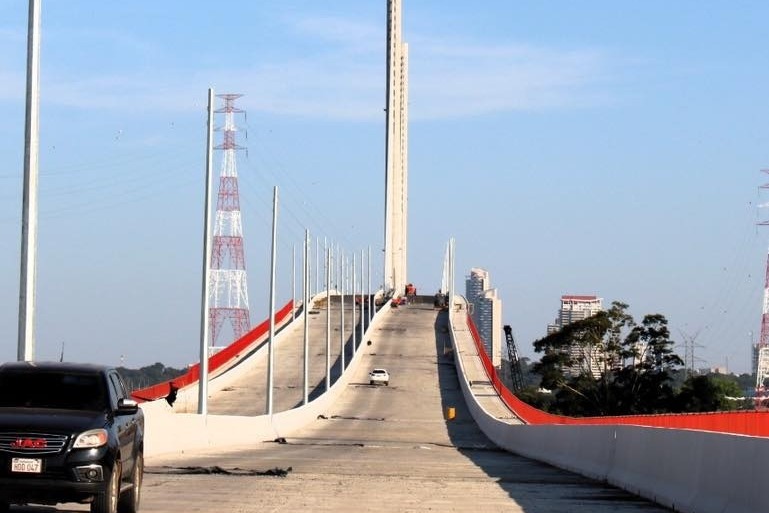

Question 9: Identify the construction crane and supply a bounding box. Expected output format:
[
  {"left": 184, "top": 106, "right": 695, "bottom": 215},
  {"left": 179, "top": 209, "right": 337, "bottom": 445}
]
[{"left": 503, "top": 325, "right": 525, "bottom": 392}]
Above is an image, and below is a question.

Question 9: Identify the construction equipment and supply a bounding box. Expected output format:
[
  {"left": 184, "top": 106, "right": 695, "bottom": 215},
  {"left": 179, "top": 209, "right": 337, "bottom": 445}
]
[{"left": 503, "top": 325, "right": 525, "bottom": 392}]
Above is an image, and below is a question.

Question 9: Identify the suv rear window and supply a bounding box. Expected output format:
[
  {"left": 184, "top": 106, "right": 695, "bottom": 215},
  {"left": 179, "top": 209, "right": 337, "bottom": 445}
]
[{"left": 0, "top": 371, "right": 107, "bottom": 411}]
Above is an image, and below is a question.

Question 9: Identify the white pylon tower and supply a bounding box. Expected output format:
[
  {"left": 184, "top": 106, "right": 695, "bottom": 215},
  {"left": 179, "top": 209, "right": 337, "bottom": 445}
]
[
  {"left": 209, "top": 94, "right": 251, "bottom": 347},
  {"left": 383, "top": 0, "right": 409, "bottom": 295},
  {"left": 755, "top": 170, "right": 769, "bottom": 407}
]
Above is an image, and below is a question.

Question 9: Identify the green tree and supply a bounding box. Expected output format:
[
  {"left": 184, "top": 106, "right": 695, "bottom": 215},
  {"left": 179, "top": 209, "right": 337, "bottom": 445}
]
[
  {"left": 532, "top": 302, "right": 633, "bottom": 415},
  {"left": 515, "top": 386, "right": 555, "bottom": 411},
  {"left": 614, "top": 313, "right": 683, "bottom": 413},
  {"left": 675, "top": 374, "right": 743, "bottom": 412},
  {"left": 118, "top": 362, "right": 186, "bottom": 391},
  {"left": 734, "top": 372, "right": 756, "bottom": 392},
  {"left": 529, "top": 303, "right": 684, "bottom": 416}
]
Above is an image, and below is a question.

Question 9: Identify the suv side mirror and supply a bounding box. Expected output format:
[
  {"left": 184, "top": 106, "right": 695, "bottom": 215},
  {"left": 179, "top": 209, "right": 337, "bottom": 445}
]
[{"left": 116, "top": 398, "right": 139, "bottom": 415}]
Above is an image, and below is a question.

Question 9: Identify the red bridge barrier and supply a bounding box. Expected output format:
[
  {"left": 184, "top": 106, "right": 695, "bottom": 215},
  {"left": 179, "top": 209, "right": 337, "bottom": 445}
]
[
  {"left": 131, "top": 300, "right": 294, "bottom": 403},
  {"left": 465, "top": 314, "right": 769, "bottom": 437}
]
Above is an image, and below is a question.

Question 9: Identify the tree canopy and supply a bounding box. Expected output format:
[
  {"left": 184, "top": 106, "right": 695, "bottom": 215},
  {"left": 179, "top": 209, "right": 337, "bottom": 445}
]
[
  {"left": 525, "top": 301, "right": 733, "bottom": 416},
  {"left": 118, "top": 362, "right": 187, "bottom": 392}
]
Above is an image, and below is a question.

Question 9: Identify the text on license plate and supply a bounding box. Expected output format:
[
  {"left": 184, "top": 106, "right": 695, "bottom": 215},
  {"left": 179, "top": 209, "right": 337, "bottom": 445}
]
[{"left": 11, "top": 458, "right": 41, "bottom": 473}]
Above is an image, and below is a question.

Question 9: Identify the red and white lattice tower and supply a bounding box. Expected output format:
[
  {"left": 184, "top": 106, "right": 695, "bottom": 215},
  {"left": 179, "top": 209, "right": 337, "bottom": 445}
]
[
  {"left": 754, "top": 250, "right": 769, "bottom": 408},
  {"left": 755, "top": 170, "right": 769, "bottom": 407},
  {"left": 209, "top": 94, "right": 251, "bottom": 346}
]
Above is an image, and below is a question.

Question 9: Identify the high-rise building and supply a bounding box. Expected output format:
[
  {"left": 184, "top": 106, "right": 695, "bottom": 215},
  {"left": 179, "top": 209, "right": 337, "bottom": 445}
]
[
  {"left": 466, "top": 268, "right": 489, "bottom": 303},
  {"left": 547, "top": 295, "right": 604, "bottom": 378},
  {"left": 465, "top": 268, "right": 502, "bottom": 368},
  {"left": 547, "top": 295, "right": 603, "bottom": 334}
]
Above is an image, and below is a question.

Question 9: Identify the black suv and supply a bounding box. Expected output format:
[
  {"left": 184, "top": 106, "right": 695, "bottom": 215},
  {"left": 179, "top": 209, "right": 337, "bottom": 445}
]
[{"left": 0, "top": 362, "right": 144, "bottom": 513}]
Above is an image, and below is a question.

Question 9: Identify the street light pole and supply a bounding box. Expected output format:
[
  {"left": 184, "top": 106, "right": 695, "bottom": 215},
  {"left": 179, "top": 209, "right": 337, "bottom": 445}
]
[
  {"left": 266, "top": 187, "right": 279, "bottom": 416},
  {"left": 303, "top": 229, "right": 310, "bottom": 405},
  {"left": 197, "top": 87, "right": 215, "bottom": 415},
  {"left": 18, "top": 0, "right": 42, "bottom": 362}
]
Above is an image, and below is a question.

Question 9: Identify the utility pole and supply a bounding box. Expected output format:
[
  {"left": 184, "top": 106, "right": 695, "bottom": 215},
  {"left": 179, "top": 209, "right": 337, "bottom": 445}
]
[
  {"left": 325, "top": 246, "right": 331, "bottom": 391},
  {"left": 303, "top": 229, "right": 310, "bottom": 405},
  {"left": 198, "top": 88, "right": 215, "bottom": 415},
  {"left": 266, "top": 187, "right": 278, "bottom": 416},
  {"left": 18, "top": 0, "right": 42, "bottom": 362}
]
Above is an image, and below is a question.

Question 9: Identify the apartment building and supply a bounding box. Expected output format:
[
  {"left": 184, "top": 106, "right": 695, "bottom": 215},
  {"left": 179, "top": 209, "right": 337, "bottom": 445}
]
[{"left": 465, "top": 268, "right": 502, "bottom": 368}]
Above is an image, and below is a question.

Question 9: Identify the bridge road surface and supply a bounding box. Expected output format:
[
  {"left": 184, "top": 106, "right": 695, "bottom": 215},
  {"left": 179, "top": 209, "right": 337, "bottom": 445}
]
[
  {"left": 173, "top": 295, "right": 365, "bottom": 415},
  {"left": 9, "top": 298, "right": 671, "bottom": 512},
  {"left": 138, "top": 298, "right": 671, "bottom": 513}
]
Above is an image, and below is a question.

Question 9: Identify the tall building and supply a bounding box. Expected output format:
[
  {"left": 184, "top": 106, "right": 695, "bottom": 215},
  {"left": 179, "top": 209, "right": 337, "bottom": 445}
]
[
  {"left": 466, "top": 268, "right": 490, "bottom": 303},
  {"left": 547, "top": 295, "right": 603, "bottom": 334},
  {"left": 547, "top": 295, "right": 604, "bottom": 378},
  {"left": 465, "top": 268, "right": 502, "bottom": 368}
]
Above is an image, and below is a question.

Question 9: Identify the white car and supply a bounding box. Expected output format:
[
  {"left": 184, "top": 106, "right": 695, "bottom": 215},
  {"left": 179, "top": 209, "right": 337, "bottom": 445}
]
[{"left": 369, "top": 368, "right": 390, "bottom": 386}]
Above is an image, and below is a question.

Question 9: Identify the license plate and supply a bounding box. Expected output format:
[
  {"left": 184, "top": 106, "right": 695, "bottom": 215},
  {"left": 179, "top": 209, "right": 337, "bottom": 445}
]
[{"left": 11, "top": 458, "right": 42, "bottom": 473}]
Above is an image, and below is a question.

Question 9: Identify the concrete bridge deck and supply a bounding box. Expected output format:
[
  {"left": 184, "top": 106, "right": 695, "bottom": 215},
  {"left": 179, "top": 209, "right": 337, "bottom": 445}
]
[{"left": 141, "top": 300, "right": 672, "bottom": 512}]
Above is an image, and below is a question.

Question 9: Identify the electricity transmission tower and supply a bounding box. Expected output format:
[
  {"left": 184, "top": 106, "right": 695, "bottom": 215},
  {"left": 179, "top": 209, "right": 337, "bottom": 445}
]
[{"left": 209, "top": 94, "right": 251, "bottom": 347}]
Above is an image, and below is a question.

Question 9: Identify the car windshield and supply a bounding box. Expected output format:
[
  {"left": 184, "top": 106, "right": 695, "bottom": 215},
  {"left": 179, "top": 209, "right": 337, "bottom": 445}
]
[{"left": 0, "top": 371, "right": 108, "bottom": 411}]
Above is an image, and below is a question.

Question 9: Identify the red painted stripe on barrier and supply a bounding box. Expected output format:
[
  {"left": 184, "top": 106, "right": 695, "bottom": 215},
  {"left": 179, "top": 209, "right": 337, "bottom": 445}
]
[
  {"left": 131, "top": 300, "right": 294, "bottom": 403},
  {"left": 464, "top": 313, "right": 769, "bottom": 437}
]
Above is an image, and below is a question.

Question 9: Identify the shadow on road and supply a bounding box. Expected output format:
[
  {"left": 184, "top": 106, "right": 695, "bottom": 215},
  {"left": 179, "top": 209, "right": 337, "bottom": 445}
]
[{"left": 431, "top": 308, "right": 672, "bottom": 512}]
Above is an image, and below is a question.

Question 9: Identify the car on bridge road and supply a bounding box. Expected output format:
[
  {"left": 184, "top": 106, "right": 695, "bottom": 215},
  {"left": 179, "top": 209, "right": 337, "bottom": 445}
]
[{"left": 369, "top": 368, "right": 390, "bottom": 386}]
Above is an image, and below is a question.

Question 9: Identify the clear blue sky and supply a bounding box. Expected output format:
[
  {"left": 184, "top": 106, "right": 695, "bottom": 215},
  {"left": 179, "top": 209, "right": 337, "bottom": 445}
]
[{"left": 1, "top": 1, "right": 768, "bottom": 374}]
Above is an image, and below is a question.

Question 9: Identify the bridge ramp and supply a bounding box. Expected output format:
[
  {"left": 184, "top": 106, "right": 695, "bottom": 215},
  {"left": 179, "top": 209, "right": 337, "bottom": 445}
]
[{"left": 145, "top": 303, "right": 672, "bottom": 512}]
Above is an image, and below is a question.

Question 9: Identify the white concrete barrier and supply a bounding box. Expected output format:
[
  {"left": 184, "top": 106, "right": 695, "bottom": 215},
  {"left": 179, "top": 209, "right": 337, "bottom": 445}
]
[
  {"left": 142, "top": 297, "right": 391, "bottom": 458},
  {"left": 448, "top": 300, "right": 769, "bottom": 513}
]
